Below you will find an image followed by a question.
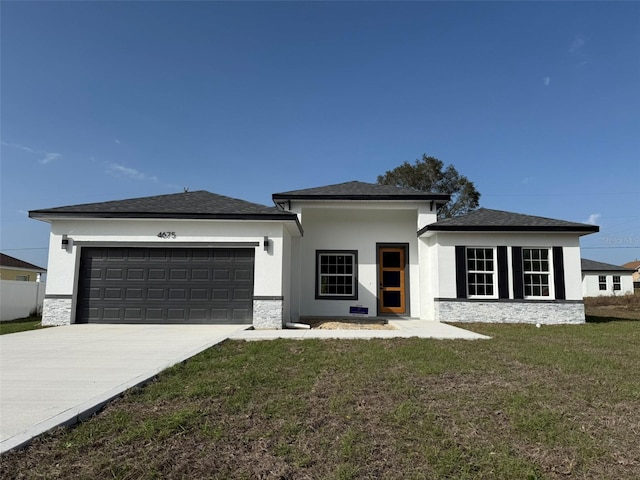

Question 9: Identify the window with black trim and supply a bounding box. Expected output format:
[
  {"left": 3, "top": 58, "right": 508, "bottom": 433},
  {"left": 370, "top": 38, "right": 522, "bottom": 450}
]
[
  {"left": 613, "top": 275, "right": 621, "bottom": 291},
  {"left": 466, "top": 248, "right": 495, "bottom": 297},
  {"left": 598, "top": 275, "right": 607, "bottom": 291},
  {"left": 316, "top": 250, "right": 358, "bottom": 300},
  {"left": 523, "top": 248, "right": 551, "bottom": 297}
]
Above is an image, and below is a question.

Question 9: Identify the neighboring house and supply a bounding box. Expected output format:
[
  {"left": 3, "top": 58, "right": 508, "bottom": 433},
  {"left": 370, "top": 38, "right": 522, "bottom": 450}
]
[
  {"left": 622, "top": 260, "right": 640, "bottom": 286},
  {"left": 581, "top": 259, "right": 635, "bottom": 297},
  {"left": 29, "top": 181, "right": 599, "bottom": 328},
  {"left": 0, "top": 254, "right": 47, "bottom": 321},
  {"left": 0, "top": 253, "right": 46, "bottom": 282}
]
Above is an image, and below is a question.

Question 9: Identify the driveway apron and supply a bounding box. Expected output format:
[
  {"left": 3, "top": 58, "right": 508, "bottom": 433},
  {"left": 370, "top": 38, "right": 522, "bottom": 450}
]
[{"left": 0, "top": 324, "right": 247, "bottom": 453}]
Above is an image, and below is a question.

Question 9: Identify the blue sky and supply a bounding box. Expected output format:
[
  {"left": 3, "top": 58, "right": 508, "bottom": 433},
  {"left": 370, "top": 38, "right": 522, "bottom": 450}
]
[{"left": 1, "top": 1, "right": 638, "bottom": 270}]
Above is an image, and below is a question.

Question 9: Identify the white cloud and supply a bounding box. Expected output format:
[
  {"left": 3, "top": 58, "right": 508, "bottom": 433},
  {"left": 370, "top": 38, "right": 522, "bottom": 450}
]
[
  {"left": 114, "top": 139, "right": 121, "bottom": 145},
  {"left": 543, "top": 76, "right": 551, "bottom": 87},
  {"left": 569, "top": 34, "right": 585, "bottom": 54},
  {"left": 585, "top": 213, "right": 601, "bottom": 225},
  {"left": 2, "top": 140, "right": 62, "bottom": 164},
  {"left": 39, "top": 152, "right": 62, "bottom": 165},
  {"left": 107, "top": 163, "right": 158, "bottom": 182},
  {"left": 1, "top": 141, "right": 37, "bottom": 154}
]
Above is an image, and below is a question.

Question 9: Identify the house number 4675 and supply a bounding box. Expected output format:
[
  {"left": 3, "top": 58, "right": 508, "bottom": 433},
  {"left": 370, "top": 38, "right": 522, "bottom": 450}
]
[{"left": 157, "top": 232, "right": 176, "bottom": 239}]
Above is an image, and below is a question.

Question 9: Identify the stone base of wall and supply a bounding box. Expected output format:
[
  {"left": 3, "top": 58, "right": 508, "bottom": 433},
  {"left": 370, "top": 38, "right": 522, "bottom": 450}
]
[
  {"left": 42, "top": 297, "right": 73, "bottom": 326},
  {"left": 252, "top": 297, "right": 283, "bottom": 329},
  {"left": 435, "top": 299, "right": 585, "bottom": 325}
]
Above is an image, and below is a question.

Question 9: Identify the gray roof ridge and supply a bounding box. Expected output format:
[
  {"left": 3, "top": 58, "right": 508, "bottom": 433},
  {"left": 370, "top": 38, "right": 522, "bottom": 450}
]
[
  {"left": 272, "top": 180, "right": 450, "bottom": 199},
  {"left": 419, "top": 207, "right": 599, "bottom": 234},
  {"left": 29, "top": 190, "right": 296, "bottom": 218},
  {"left": 581, "top": 258, "right": 635, "bottom": 272},
  {"left": 0, "top": 253, "right": 47, "bottom": 271}
]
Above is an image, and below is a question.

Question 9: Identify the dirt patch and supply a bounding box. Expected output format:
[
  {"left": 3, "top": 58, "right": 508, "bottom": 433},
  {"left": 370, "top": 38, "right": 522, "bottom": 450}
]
[
  {"left": 584, "top": 294, "right": 640, "bottom": 320},
  {"left": 305, "top": 317, "right": 396, "bottom": 330}
]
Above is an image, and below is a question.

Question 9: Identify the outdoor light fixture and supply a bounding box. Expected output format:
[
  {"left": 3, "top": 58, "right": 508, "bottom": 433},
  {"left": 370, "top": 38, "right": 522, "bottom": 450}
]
[
  {"left": 264, "top": 236, "right": 270, "bottom": 251},
  {"left": 61, "top": 235, "right": 69, "bottom": 250}
]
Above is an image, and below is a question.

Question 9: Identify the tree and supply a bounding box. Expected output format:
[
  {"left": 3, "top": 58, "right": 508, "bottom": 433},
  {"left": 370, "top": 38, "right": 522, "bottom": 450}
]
[{"left": 377, "top": 154, "right": 480, "bottom": 218}]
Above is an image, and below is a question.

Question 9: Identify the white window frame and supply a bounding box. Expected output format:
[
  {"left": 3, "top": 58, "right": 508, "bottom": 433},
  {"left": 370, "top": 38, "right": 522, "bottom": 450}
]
[
  {"left": 315, "top": 250, "right": 358, "bottom": 300},
  {"left": 598, "top": 275, "right": 607, "bottom": 291},
  {"left": 522, "top": 247, "right": 554, "bottom": 299},
  {"left": 466, "top": 247, "right": 497, "bottom": 298},
  {"left": 613, "top": 275, "right": 621, "bottom": 291}
]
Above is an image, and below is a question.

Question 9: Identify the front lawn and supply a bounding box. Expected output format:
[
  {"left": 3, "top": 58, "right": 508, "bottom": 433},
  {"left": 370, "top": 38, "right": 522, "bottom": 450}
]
[
  {"left": 0, "top": 316, "right": 43, "bottom": 335},
  {"left": 2, "top": 320, "right": 639, "bottom": 479}
]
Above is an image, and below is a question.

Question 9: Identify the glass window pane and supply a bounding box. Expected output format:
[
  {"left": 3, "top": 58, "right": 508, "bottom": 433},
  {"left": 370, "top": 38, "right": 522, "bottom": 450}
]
[{"left": 382, "top": 251, "right": 401, "bottom": 268}]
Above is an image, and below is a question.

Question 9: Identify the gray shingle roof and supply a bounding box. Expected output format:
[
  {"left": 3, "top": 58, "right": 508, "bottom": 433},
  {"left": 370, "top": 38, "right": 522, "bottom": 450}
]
[
  {"left": 0, "top": 253, "right": 46, "bottom": 272},
  {"left": 419, "top": 208, "right": 599, "bottom": 234},
  {"left": 581, "top": 258, "right": 634, "bottom": 272},
  {"left": 272, "top": 181, "right": 450, "bottom": 202},
  {"left": 29, "top": 191, "right": 298, "bottom": 221}
]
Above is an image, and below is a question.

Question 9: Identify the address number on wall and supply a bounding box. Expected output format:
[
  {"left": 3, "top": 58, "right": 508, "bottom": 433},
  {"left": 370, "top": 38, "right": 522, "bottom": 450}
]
[{"left": 157, "top": 232, "right": 177, "bottom": 239}]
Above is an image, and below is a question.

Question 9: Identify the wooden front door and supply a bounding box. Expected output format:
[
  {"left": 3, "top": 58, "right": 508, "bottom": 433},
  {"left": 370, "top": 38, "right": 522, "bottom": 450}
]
[{"left": 378, "top": 247, "right": 406, "bottom": 315}]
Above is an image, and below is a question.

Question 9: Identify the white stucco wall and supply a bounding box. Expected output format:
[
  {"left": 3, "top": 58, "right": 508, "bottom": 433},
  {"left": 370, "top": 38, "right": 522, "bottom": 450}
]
[
  {"left": 42, "top": 218, "right": 294, "bottom": 325},
  {"left": 422, "top": 231, "right": 587, "bottom": 324},
  {"left": 290, "top": 204, "right": 430, "bottom": 318},
  {"left": 428, "top": 231, "right": 584, "bottom": 301},
  {"left": 582, "top": 272, "right": 634, "bottom": 297}
]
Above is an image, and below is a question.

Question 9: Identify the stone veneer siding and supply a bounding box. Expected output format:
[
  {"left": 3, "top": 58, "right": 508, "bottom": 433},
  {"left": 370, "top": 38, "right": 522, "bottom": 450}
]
[
  {"left": 252, "top": 297, "right": 283, "bottom": 329},
  {"left": 434, "top": 299, "right": 586, "bottom": 325},
  {"left": 42, "top": 297, "right": 73, "bottom": 326}
]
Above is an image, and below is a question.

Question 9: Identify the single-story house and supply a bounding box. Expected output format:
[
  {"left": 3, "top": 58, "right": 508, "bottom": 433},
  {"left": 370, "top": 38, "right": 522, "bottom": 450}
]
[
  {"left": 29, "top": 181, "right": 599, "bottom": 327},
  {"left": 581, "top": 258, "right": 635, "bottom": 297},
  {"left": 0, "top": 253, "right": 46, "bottom": 282}
]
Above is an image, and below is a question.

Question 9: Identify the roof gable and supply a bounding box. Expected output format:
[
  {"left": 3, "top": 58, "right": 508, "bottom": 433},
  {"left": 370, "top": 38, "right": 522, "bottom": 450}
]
[
  {"left": 29, "top": 190, "right": 298, "bottom": 221},
  {"left": 622, "top": 260, "right": 640, "bottom": 270},
  {"left": 272, "top": 181, "right": 450, "bottom": 202},
  {"left": 581, "top": 258, "right": 634, "bottom": 272},
  {"left": 0, "top": 253, "right": 47, "bottom": 272},
  {"left": 419, "top": 208, "right": 599, "bottom": 235}
]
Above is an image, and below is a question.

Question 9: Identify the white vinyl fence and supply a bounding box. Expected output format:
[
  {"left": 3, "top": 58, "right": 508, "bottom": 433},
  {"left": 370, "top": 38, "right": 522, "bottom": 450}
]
[{"left": 0, "top": 280, "right": 46, "bottom": 321}]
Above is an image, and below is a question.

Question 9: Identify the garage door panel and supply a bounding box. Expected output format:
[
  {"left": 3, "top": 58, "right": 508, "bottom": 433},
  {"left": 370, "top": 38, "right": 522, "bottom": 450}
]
[
  {"left": 192, "top": 269, "right": 210, "bottom": 280},
  {"left": 233, "top": 288, "right": 252, "bottom": 301},
  {"left": 148, "top": 269, "right": 166, "bottom": 280},
  {"left": 190, "top": 289, "right": 208, "bottom": 300},
  {"left": 77, "top": 247, "right": 254, "bottom": 324},
  {"left": 127, "top": 269, "right": 145, "bottom": 280}
]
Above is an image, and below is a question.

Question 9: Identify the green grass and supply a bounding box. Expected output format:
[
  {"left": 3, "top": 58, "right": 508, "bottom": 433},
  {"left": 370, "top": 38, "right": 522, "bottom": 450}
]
[
  {"left": 2, "top": 320, "right": 639, "bottom": 479},
  {"left": 0, "top": 316, "right": 43, "bottom": 335}
]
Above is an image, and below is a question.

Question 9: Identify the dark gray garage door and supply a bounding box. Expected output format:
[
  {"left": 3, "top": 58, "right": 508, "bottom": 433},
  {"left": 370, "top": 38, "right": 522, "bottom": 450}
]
[{"left": 76, "top": 247, "right": 254, "bottom": 324}]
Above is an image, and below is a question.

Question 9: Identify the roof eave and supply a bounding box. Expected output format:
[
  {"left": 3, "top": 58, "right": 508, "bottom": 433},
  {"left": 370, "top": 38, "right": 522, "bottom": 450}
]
[
  {"left": 418, "top": 225, "right": 600, "bottom": 236},
  {"left": 272, "top": 193, "right": 451, "bottom": 202},
  {"left": 29, "top": 211, "right": 300, "bottom": 221}
]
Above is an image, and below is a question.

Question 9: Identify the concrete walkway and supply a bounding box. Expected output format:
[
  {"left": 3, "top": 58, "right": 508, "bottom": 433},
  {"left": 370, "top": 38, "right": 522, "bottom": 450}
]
[
  {"left": 0, "top": 324, "right": 247, "bottom": 454},
  {"left": 231, "top": 318, "right": 489, "bottom": 341},
  {"left": 0, "top": 320, "right": 487, "bottom": 454}
]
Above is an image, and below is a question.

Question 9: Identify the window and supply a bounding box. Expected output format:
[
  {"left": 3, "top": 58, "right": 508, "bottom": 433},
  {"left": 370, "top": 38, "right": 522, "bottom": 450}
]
[
  {"left": 613, "top": 275, "right": 621, "bottom": 291},
  {"left": 523, "top": 248, "right": 550, "bottom": 297},
  {"left": 466, "top": 248, "right": 495, "bottom": 297},
  {"left": 316, "top": 251, "right": 358, "bottom": 300},
  {"left": 598, "top": 275, "right": 607, "bottom": 291},
  {"left": 15, "top": 275, "right": 29, "bottom": 281}
]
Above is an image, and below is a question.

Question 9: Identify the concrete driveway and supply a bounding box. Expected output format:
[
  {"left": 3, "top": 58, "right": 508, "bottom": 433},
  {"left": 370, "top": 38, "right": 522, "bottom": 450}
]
[{"left": 0, "top": 324, "right": 248, "bottom": 453}]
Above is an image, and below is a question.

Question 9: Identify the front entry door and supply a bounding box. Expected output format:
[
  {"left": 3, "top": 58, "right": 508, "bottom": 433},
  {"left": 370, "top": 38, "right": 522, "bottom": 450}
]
[{"left": 378, "top": 247, "right": 406, "bottom": 315}]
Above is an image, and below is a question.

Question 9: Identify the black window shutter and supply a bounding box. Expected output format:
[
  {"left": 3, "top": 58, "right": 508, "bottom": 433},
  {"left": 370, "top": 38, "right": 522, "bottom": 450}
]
[
  {"left": 497, "top": 246, "right": 509, "bottom": 299},
  {"left": 455, "top": 246, "right": 467, "bottom": 299},
  {"left": 553, "top": 246, "right": 566, "bottom": 300},
  {"left": 512, "top": 247, "right": 524, "bottom": 299}
]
